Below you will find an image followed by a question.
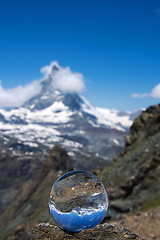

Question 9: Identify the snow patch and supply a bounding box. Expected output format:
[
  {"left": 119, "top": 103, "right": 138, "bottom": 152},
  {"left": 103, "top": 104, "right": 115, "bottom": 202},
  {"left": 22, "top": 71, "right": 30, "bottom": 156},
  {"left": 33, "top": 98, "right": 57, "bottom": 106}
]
[
  {"left": 80, "top": 97, "right": 132, "bottom": 131},
  {"left": 112, "top": 139, "right": 120, "bottom": 145}
]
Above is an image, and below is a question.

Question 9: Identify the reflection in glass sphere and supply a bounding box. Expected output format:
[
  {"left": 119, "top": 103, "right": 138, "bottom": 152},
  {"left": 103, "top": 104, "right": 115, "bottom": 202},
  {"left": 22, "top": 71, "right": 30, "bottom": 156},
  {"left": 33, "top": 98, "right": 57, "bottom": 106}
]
[{"left": 49, "top": 170, "right": 108, "bottom": 232}]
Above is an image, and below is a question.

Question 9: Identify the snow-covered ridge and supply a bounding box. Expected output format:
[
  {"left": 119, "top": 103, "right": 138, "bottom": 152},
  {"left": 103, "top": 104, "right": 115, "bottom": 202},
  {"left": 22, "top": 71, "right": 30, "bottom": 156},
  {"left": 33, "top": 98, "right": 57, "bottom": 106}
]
[
  {"left": 0, "top": 101, "right": 72, "bottom": 124},
  {"left": 0, "top": 96, "right": 133, "bottom": 131},
  {"left": 0, "top": 64, "right": 140, "bottom": 164},
  {"left": 0, "top": 93, "right": 136, "bottom": 155},
  {"left": 81, "top": 96, "right": 133, "bottom": 131},
  {"left": 0, "top": 92, "right": 135, "bottom": 157}
]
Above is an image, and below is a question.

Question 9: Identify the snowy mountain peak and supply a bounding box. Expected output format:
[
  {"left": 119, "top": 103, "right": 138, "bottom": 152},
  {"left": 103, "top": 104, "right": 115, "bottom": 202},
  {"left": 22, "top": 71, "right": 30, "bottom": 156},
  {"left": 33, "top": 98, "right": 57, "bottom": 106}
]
[
  {"left": 23, "top": 76, "right": 84, "bottom": 112},
  {"left": 22, "top": 63, "right": 87, "bottom": 112},
  {"left": 22, "top": 69, "right": 137, "bottom": 130},
  {"left": 51, "top": 65, "right": 59, "bottom": 73},
  {"left": 0, "top": 76, "right": 140, "bottom": 170},
  {"left": 0, "top": 61, "right": 141, "bottom": 170}
]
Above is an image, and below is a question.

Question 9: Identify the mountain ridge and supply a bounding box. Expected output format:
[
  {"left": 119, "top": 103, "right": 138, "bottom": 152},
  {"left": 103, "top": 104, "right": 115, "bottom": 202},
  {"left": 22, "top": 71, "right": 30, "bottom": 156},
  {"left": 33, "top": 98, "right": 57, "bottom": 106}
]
[{"left": 0, "top": 64, "right": 140, "bottom": 169}]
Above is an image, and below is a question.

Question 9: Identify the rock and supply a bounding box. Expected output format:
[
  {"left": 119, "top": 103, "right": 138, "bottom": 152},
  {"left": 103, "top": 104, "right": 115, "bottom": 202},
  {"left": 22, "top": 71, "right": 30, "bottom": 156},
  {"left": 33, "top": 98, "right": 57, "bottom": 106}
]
[
  {"left": 112, "top": 206, "right": 160, "bottom": 240},
  {"left": 126, "top": 104, "right": 160, "bottom": 147},
  {"left": 107, "top": 186, "right": 126, "bottom": 200},
  {"left": 43, "top": 145, "right": 73, "bottom": 173},
  {"left": 32, "top": 223, "right": 143, "bottom": 240},
  {"left": 96, "top": 104, "right": 160, "bottom": 220},
  {"left": 6, "top": 225, "right": 32, "bottom": 240},
  {"left": 0, "top": 146, "right": 73, "bottom": 240}
]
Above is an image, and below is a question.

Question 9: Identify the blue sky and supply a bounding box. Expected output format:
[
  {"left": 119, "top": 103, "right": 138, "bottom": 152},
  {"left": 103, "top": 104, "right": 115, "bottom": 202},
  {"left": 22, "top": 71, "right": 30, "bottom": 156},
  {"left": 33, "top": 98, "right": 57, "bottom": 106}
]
[{"left": 0, "top": 0, "right": 160, "bottom": 111}]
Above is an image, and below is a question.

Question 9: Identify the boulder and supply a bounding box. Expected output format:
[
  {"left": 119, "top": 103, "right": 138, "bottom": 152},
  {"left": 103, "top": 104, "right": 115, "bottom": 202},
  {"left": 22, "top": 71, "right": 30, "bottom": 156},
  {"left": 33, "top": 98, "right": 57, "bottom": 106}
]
[{"left": 32, "top": 223, "right": 143, "bottom": 240}]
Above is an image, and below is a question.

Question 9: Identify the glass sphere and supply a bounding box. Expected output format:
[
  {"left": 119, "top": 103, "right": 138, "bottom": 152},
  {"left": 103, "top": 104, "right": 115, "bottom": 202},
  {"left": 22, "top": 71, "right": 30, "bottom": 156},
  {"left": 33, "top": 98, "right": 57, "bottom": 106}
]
[{"left": 49, "top": 170, "right": 108, "bottom": 232}]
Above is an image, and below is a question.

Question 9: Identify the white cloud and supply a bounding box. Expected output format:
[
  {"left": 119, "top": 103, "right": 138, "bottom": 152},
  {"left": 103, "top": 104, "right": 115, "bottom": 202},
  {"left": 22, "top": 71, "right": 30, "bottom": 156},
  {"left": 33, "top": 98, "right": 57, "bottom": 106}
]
[
  {"left": 131, "top": 82, "right": 160, "bottom": 99},
  {"left": 40, "top": 61, "right": 59, "bottom": 79},
  {"left": 0, "top": 61, "right": 86, "bottom": 108},
  {"left": 151, "top": 83, "right": 160, "bottom": 98},
  {"left": 41, "top": 61, "right": 86, "bottom": 93},
  {"left": 131, "top": 93, "right": 150, "bottom": 98},
  {"left": 0, "top": 80, "right": 42, "bottom": 108},
  {"left": 52, "top": 66, "right": 85, "bottom": 93}
]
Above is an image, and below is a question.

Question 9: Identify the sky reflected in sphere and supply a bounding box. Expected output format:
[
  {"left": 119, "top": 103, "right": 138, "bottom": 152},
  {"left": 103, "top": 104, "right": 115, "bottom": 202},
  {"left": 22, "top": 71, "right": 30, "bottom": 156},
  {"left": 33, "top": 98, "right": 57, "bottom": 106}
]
[{"left": 49, "top": 170, "right": 108, "bottom": 232}]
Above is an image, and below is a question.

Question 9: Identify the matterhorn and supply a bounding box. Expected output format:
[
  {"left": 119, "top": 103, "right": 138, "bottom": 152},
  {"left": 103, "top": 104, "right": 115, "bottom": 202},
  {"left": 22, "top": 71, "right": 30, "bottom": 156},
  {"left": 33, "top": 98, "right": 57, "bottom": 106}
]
[{"left": 0, "top": 62, "right": 138, "bottom": 169}]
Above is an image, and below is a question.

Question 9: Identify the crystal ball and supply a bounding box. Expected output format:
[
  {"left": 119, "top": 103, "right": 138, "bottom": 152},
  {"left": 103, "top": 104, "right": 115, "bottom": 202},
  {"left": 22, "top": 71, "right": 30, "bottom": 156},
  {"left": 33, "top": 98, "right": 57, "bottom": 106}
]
[{"left": 49, "top": 170, "right": 108, "bottom": 232}]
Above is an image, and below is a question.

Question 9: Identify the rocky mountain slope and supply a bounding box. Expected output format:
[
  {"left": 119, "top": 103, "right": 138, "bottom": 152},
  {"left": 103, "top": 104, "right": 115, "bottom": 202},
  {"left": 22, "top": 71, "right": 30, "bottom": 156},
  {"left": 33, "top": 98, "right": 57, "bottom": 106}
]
[
  {"left": 0, "top": 146, "right": 72, "bottom": 240},
  {"left": 97, "top": 104, "right": 160, "bottom": 219},
  {"left": 112, "top": 206, "right": 160, "bottom": 239},
  {"left": 0, "top": 104, "right": 159, "bottom": 240}
]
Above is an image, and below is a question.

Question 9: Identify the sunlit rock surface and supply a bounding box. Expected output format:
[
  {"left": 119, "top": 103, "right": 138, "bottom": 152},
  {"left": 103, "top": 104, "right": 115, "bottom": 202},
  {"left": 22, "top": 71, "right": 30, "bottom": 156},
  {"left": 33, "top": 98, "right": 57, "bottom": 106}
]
[{"left": 32, "top": 223, "right": 143, "bottom": 240}]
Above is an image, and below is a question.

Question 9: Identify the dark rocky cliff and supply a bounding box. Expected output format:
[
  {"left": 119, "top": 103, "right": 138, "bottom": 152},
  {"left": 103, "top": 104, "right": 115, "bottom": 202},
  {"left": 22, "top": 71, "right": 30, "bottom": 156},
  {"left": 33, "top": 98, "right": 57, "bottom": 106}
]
[{"left": 96, "top": 104, "right": 160, "bottom": 219}]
